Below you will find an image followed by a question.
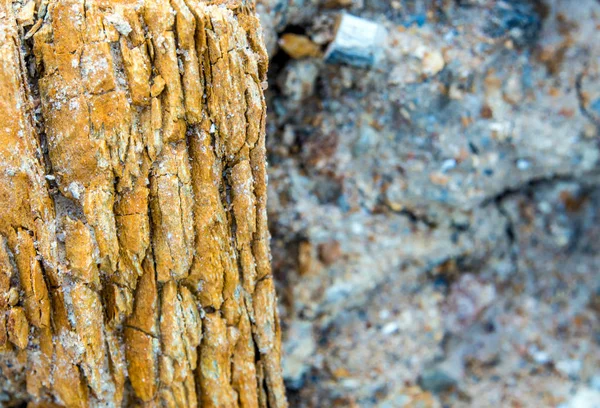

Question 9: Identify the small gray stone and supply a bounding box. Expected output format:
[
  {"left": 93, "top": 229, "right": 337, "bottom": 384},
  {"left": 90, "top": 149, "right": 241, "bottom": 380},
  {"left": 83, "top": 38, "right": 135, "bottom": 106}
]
[
  {"left": 418, "top": 366, "right": 458, "bottom": 393},
  {"left": 324, "top": 14, "right": 387, "bottom": 68}
]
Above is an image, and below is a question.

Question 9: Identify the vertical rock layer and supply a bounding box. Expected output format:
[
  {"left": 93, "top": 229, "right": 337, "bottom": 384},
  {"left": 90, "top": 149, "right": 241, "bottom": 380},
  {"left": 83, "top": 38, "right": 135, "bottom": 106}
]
[{"left": 0, "top": 0, "right": 286, "bottom": 406}]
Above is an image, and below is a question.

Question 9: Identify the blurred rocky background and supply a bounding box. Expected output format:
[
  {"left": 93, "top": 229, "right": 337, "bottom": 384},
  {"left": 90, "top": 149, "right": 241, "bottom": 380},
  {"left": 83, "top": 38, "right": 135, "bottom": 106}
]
[{"left": 256, "top": 0, "right": 600, "bottom": 406}]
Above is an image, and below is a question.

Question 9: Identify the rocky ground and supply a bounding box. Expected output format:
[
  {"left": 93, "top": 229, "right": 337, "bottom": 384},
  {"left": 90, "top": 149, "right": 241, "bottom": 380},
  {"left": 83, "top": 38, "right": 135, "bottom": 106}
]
[{"left": 257, "top": 0, "right": 600, "bottom": 406}]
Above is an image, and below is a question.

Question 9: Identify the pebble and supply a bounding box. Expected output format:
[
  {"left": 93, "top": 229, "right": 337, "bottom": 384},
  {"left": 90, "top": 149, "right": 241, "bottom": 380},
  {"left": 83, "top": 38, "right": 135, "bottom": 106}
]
[
  {"left": 379, "top": 309, "right": 391, "bottom": 320},
  {"left": 419, "top": 366, "right": 458, "bottom": 393},
  {"left": 279, "top": 60, "right": 319, "bottom": 103},
  {"left": 318, "top": 241, "right": 343, "bottom": 265},
  {"left": 324, "top": 14, "right": 387, "bottom": 68},
  {"left": 298, "top": 241, "right": 314, "bottom": 276},
  {"left": 565, "top": 387, "right": 600, "bottom": 408},
  {"left": 517, "top": 159, "right": 531, "bottom": 170},
  {"left": 556, "top": 359, "right": 583, "bottom": 378},
  {"left": 16, "top": 1, "right": 35, "bottom": 26},
  {"left": 422, "top": 50, "right": 445, "bottom": 76},
  {"left": 278, "top": 34, "right": 322, "bottom": 59},
  {"left": 381, "top": 322, "right": 399, "bottom": 335},
  {"left": 341, "top": 378, "right": 361, "bottom": 389},
  {"left": 441, "top": 159, "right": 457, "bottom": 173},
  {"left": 283, "top": 321, "right": 317, "bottom": 389},
  {"left": 322, "top": 0, "right": 353, "bottom": 8},
  {"left": 429, "top": 172, "right": 450, "bottom": 186},
  {"left": 352, "top": 123, "right": 379, "bottom": 156},
  {"left": 528, "top": 346, "right": 551, "bottom": 364}
]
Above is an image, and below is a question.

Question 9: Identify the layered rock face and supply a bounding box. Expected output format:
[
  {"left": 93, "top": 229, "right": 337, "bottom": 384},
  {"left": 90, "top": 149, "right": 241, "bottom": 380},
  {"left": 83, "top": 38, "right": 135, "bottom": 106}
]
[{"left": 0, "top": 1, "right": 287, "bottom": 407}]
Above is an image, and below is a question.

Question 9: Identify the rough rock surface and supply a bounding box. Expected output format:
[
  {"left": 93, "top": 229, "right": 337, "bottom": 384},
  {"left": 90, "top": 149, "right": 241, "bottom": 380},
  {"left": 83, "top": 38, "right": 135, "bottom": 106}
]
[
  {"left": 258, "top": 0, "right": 600, "bottom": 406},
  {"left": 0, "top": 0, "right": 287, "bottom": 407}
]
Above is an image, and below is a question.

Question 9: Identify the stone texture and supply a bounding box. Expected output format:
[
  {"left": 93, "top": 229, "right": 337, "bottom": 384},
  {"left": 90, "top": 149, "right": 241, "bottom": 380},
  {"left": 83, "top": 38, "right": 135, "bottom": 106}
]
[{"left": 0, "top": 1, "right": 286, "bottom": 406}]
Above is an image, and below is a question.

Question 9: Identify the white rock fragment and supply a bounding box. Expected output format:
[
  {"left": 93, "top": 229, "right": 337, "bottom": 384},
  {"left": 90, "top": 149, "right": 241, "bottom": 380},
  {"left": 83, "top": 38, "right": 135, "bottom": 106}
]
[
  {"left": 379, "top": 309, "right": 391, "bottom": 320},
  {"left": 381, "top": 322, "right": 399, "bottom": 335},
  {"left": 104, "top": 13, "right": 132, "bottom": 36},
  {"left": 341, "top": 378, "right": 361, "bottom": 389},
  {"left": 16, "top": 1, "right": 36, "bottom": 26},
  {"left": 528, "top": 345, "right": 551, "bottom": 364},
  {"left": 441, "top": 159, "right": 457, "bottom": 173},
  {"left": 283, "top": 321, "right": 316, "bottom": 387},
  {"left": 324, "top": 13, "right": 387, "bottom": 68},
  {"left": 68, "top": 181, "right": 83, "bottom": 200},
  {"left": 556, "top": 359, "right": 582, "bottom": 378},
  {"left": 422, "top": 50, "right": 445, "bottom": 76},
  {"left": 517, "top": 159, "right": 531, "bottom": 170},
  {"left": 565, "top": 387, "right": 600, "bottom": 408}
]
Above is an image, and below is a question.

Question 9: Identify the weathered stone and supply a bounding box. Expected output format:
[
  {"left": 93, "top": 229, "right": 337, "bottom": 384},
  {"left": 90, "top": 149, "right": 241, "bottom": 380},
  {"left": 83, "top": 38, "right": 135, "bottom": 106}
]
[{"left": 0, "top": 1, "right": 287, "bottom": 406}]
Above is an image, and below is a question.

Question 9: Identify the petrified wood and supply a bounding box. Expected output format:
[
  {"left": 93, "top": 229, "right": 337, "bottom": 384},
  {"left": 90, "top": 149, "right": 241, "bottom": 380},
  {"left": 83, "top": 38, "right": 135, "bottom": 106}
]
[{"left": 0, "top": 0, "right": 287, "bottom": 406}]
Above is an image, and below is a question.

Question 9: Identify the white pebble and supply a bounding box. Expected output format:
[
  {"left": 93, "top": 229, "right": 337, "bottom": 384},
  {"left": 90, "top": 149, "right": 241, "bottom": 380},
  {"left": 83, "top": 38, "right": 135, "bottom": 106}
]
[{"left": 381, "top": 322, "right": 399, "bottom": 335}]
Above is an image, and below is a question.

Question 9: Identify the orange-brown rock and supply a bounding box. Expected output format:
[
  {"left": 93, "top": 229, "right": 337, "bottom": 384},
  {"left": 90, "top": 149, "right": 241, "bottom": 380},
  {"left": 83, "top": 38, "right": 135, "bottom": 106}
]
[{"left": 0, "top": 0, "right": 287, "bottom": 406}]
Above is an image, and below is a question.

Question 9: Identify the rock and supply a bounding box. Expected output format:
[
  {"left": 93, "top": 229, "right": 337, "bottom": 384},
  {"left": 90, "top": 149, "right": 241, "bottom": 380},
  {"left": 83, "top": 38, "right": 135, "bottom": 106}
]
[
  {"left": 0, "top": 2, "right": 289, "bottom": 406},
  {"left": 16, "top": 1, "right": 35, "bottom": 26},
  {"left": 418, "top": 366, "right": 459, "bottom": 393},
  {"left": 381, "top": 322, "right": 399, "bottom": 335},
  {"left": 298, "top": 240, "right": 315, "bottom": 276},
  {"left": 352, "top": 122, "right": 379, "bottom": 156},
  {"left": 104, "top": 13, "right": 133, "bottom": 36},
  {"left": 429, "top": 172, "right": 450, "bottom": 186},
  {"left": 150, "top": 75, "right": 166, "bottom": 97},
  {"left": 418, "top": 342, "right": 466, "bottom": 394},
  {"left": 278, "top": 60, "right": 320, "bottom": 103},
  {"left": 324, "top": 13, "right": 387, "bottom": 68},
  {"left": 422, "top": 50, "right": 445, "bottom": 76},
  {"left": 322, "top": 0, "right": 353, "bottom": 9},
  {"left": 484, "top": 0, "right": 543, "bottom": 47},
  {"left": 556, "top": 359, "right": 583, "bottom": 379},
  {"left": 283, "top": 321, "right": 316, "bottom": 389},
  {"left": 279, "top": 33, "right": 323, "bottom": 59},
  {"left": 256, "top": 1, "right": 281, "bottom": 56},
  {"left": 565, "top": 387, "right": 600, "bottom": 408},
  {"left": 384, "top": 178, "right": 408, "bottom": 212},
  {"left": 308, "top": 14, "right": 337, "bottom": 45},
  {"left": 318, "top": 240, "right": 342, "bottom": 265},
  {"left": 529, "top": 346, "right": 551, "bottom": 365}
]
